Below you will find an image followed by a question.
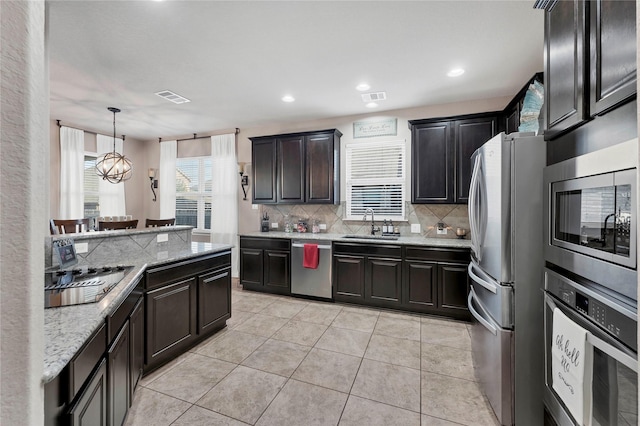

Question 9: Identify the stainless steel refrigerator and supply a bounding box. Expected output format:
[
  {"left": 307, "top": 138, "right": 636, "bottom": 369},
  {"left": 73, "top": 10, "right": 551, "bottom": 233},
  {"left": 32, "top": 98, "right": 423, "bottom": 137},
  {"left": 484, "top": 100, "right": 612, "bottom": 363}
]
[{"left": 467, "top": 132, "right": 546, "bottom": 426}]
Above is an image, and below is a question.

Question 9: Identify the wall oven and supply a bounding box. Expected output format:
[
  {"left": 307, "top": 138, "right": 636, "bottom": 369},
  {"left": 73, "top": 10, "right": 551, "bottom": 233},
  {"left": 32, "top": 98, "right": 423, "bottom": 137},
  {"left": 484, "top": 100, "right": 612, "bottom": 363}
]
[
  {"left": 544, "top": 139, "right": 637, "bottom": 301},
  {"left": 544, "top": 268, "right": 637, "bottom": 426}
]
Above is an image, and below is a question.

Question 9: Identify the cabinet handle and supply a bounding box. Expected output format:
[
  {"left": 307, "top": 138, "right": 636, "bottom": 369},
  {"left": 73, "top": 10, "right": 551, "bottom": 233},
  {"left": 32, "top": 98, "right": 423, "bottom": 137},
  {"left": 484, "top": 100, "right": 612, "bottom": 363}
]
[{"left": 203, "top": 271, "right": 229, "bottom": 284}]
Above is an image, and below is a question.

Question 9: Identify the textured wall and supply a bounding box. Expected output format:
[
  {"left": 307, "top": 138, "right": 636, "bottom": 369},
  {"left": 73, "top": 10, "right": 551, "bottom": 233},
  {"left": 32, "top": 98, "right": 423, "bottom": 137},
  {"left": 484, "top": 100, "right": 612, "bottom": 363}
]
[{"left": 0, "top": 1, "right": 47, "bottom": 423}]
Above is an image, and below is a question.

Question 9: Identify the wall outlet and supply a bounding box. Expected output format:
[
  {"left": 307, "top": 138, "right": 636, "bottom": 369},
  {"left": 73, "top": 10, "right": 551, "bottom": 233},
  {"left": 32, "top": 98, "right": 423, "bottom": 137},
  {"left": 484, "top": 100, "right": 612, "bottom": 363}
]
[
  {"left": 410, "top": 224, "right": 421, "bottom": 234},
  {"left": 252, "top": 204, "right": 259, "bottom": 210},
  {"left": 75, "top": 242, "right": 88, "bottom": 253},
  {"left": 157, "top": 233, "right": 169, "bottom": 243},
  {"left": 319, "top": 223, "right": 327, "bottom": 230},
  {"left": 271, "top": 222, "right": 279, "bottom": 229},
  {"left": 437, "top": 227, "right": 447, "bottom": 235}
]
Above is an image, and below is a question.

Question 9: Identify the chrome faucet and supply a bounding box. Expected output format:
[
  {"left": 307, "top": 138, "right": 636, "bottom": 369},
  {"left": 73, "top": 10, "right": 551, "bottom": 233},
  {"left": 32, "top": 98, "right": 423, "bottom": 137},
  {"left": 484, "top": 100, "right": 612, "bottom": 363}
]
[{"left": 363, "top": 208, "right": 379, "bottom": 235}]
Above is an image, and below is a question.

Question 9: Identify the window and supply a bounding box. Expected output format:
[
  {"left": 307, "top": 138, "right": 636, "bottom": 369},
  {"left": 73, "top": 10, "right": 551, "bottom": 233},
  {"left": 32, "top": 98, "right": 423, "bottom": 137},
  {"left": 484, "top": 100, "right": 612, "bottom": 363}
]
[
  {"left": 175, "top": 157, "right": 212, "bottom": 231},
  {"left": 345, "top": 140, "right": 406, "bottom": 220},
  {"left": 83, "top": 154, "right": 100, "bottom": 217}
]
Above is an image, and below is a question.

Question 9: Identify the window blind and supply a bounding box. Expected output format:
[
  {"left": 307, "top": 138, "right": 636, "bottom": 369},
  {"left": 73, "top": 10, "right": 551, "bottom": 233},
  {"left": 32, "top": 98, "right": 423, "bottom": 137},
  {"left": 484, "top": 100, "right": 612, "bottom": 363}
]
[
  {"left": 83, "top": 155, "right": 100, "bottom": 217},
  {"left": 175, "top": 157, "right": 212, "bottom": 230},
  {"left": 346, "top": 140, "right": 406, "bottom": 220}
]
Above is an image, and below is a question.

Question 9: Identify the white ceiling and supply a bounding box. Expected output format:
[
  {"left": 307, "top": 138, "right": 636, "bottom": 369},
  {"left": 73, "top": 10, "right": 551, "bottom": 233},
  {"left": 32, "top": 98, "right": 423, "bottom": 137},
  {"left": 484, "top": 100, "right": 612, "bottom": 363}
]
[{"left": 48, "top": 1, "right": 544, "bottom": 140}]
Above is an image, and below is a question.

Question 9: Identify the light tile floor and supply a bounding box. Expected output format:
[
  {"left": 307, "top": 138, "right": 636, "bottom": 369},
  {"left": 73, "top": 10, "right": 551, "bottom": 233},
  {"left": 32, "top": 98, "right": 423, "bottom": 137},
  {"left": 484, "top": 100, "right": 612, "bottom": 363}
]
[{"left": 125, "top": 288, "right": 499, "bottom": 426}]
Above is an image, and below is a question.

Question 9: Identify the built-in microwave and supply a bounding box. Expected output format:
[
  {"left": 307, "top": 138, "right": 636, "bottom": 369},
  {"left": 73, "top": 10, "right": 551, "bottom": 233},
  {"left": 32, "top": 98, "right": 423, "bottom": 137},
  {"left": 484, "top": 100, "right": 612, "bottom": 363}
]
[{"left": 544, "top": 139, "right": 638, "bottom": 302}]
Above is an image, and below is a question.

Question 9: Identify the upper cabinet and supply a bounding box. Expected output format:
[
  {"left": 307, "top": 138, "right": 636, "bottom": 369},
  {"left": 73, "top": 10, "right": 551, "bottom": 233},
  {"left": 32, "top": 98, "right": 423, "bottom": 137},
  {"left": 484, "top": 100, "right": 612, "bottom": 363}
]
[
  {"left": 251, "top": 129, "right": 341, "bottom": 204},
  {"left": 410, "top": 113, "right": 497, "bottom": 204},
  {"left": 542, "top": 0, "right": 636, "bottom": 139}
]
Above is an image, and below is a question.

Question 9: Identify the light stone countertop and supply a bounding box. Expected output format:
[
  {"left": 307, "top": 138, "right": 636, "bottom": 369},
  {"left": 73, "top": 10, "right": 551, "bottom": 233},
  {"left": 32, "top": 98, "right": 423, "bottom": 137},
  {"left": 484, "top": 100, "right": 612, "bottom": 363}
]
[
  {"left": 240, "top": 231, "right": 472, "bottom": 249},
  {"left": 49, "top": 225, "right": 194, "bottom": 241},
  {"left": 43, "top": 242, "right": 233, "bottom": 384}
]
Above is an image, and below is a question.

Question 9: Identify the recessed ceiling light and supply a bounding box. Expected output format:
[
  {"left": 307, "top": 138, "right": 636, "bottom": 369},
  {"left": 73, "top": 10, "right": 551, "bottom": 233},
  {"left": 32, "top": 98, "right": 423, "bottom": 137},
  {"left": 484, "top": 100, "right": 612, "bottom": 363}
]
[
  {"left": 365, "top": 102, "right": 378, "bottom": 108},
  {"left": 281, "top": 95, "right": 295, "bottom": 103},
  {"left": 356, "top": 83, "right": 371, "bottom": 91},
  {"left": 447, "top": 68, "right": 465, "bottom": 77}
]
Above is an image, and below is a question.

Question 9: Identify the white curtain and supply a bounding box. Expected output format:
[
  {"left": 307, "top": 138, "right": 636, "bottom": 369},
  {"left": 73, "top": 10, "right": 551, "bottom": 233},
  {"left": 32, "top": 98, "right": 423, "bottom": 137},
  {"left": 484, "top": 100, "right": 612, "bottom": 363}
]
[
  {"left": 211, "top": 134, "right": 239, "bottom": 277},
  {"left": 97, "top": 134, "right": 126, "bottom": 217},
  {"left": 59, "top": 126, "right": 85, "bottom": 218},
  {"left": 159, "top": 140, "right": 177, "bottom": 219}
]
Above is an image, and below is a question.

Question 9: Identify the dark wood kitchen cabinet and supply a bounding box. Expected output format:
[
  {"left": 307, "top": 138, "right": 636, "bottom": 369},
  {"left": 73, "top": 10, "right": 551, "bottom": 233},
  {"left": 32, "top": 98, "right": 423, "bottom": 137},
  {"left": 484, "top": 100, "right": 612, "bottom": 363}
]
[
  {"left": 251, "top": 129, "right": 341, "bottom": 205},
  {"left": 144, "top": 251, "right": 232, "bottom": 371},
  {"left": 68, "top": 358, "right": 108, "bottom": 426},
  {"left": 108, "top": 321, "right": 130, "bottom": 426},
  {"left": 129, "top": 298, "right": 144, "bottom": 400},
  {"left": 410, "top": 113, "right": 497, "bottom": 204},
  {"left": 542, "top": 0, "right": 636, "bottom": 142},
  {"left": 332, "top": 243, "right": 402, "bottom": 309},
  {"left": 403, "top": 246, "right": 470, "bottom": 320},
  {"left": 240, "top": 237, "right": 291, "bottom": 296}
]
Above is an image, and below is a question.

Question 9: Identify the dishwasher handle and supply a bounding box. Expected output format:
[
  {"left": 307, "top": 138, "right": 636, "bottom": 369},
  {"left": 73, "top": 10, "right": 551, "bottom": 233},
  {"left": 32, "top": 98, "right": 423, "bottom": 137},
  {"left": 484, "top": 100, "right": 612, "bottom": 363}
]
[{"left": 291, "top": 242, "right": 332, "bottom": 250}]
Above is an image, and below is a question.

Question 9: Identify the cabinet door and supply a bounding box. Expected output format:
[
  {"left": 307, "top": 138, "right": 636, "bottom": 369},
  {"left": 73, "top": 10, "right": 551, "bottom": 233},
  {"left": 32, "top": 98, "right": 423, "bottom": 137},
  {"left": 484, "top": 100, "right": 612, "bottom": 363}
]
[
  {"left": 145, "top": 278, "right": 197, "bottom": 369},
  {"left": 129, "top": 298, "right": 144, "bottom": 401},
  {"left": 198, "top": 266, "right": 231, "bottom": 334},
  {"left": 412, "top": 122, "right": 452, "bottom": 203},
  {"left": 454, "top": 116, "right": 496, "bottom": 203},
  {"left": 333, "top": 254, "right": 366, "bottom": 303},
  {"left": 69, "top": 358, "right": 107, "bottom": 426},
  {"left": 437, "top": 263, "right": 470, "bottom": 318},
  {"left": 505, "top": 106, "right": 520, "bottom": 135},
  {"left": 108, "top": 321, "right": 130, "bottom": 426},
  {"left": 589, "top": 0, "right": 636, "bottom": 116},
  {"left": 240, "top": 248, "right": 263, "bottom": 287},
  {"left": 277, "top": 135, "right": 305, "bottom": 203},
  {"left": 366, "top": 257, "right": 402, "bottom": 307},
  {"left": 306, "top": 132, "right": 334, "bottom": 203},
  {"left": 252, "top": 139, "right": 277, "bottom": 203},
  {"left": 403, "top": 260, "right": 437, "bottom": 312},
  {"left": 544, "top": 0, "right": 587, "bottom": 137},
  {"left": 264, "top": 250, "right": 290, "bottom": 294}
]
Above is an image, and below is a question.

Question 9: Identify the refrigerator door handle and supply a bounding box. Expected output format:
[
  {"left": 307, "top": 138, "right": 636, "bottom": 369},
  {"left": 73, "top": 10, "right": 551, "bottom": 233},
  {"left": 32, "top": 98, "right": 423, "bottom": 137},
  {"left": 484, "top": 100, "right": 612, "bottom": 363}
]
[
  {"left": 469, "top": 154, "right": 481, "bottom": 260},
  {"left": 468, "top": 286, "right": 498, "bottom": 335},
  {"left": 468, "top": 262, "right": 497, "bottom": 294}
]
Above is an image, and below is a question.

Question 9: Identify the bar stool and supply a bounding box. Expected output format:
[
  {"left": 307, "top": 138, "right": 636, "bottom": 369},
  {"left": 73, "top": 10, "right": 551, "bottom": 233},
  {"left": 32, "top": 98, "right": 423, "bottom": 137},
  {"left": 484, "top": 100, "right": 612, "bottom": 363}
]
[
  {"left": 145, "top": 218, "right": 176, "bottom": 227},
  {"left": 50, "top": 218, "right": 90, "bottom": 234},
  {"left": 98, "top": 219, "right": 138, "bottom": 231}
]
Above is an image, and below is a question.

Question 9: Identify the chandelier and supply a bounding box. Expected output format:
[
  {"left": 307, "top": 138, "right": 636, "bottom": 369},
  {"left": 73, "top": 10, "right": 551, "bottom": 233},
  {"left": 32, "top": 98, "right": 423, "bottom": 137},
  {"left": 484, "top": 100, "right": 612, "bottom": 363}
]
[{"left": 96, "top": 107, "right": 132, "bottom": 183}]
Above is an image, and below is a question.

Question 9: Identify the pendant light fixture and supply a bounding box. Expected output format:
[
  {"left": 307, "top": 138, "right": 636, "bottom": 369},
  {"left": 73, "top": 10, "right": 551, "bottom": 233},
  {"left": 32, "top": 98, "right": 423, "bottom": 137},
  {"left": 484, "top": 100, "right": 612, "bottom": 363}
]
[{"left": 95, "top": 107, "right": 132, "bottom": 183}]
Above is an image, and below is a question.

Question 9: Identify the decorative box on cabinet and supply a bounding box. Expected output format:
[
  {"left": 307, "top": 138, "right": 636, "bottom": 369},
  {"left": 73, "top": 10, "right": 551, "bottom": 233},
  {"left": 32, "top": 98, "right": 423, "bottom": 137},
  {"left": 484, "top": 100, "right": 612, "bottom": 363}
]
[{"left": 250, "top": 129, "right": 341, "bottom": 204}]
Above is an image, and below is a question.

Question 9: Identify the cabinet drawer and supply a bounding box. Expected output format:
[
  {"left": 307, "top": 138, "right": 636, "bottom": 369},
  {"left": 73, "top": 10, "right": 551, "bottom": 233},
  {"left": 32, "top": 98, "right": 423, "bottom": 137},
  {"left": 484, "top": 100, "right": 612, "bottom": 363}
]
[
  {"left": 333, "top": 242, "right": 402, "bottom": 258},
  {"left": 404, "top": 247, "right": 470, "bottom": 263},
  {"left": 107, "top": 276, "right": 143, "bottom": 342},
  {"left": 240, "top": 237, "right": 290, "bottom": 251},
  {"left": 69, "top": 323, "right": 106, "bottom": 400},
  {"left": 146, "top": 251, "right": 231, "bottom": 290}
]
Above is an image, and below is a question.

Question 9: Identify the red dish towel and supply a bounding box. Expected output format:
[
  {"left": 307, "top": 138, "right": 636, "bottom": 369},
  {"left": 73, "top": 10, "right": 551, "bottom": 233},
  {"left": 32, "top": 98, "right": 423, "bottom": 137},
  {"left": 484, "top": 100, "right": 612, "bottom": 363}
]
[{"left": 303, "top": 244, "right": 319, "bottom": 269}]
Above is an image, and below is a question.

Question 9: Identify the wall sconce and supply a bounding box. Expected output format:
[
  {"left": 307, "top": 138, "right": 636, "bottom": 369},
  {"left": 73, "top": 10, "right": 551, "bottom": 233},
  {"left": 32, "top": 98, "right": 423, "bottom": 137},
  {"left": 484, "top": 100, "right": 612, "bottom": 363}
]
[
  {"left": 238, "top": 162, "right": 249, "bottom": 200},
  {"left": 148, "top": 168, "right": 158, "bottom": 202}
]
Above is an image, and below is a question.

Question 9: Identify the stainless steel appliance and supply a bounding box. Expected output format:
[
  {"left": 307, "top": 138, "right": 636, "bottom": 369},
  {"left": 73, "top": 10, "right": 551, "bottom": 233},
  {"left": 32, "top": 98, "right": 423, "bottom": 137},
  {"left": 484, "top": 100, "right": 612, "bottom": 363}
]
[
  {"left": 543, "top": 140, "right": 638, "bottom": 425},
  {"left": 467, "top": 132, "right": 546, "bottom": 425},
  {"left": 291, "top": 239, "right": 332, "bottom": 299},
  {"left": 544, "top": 269, "right": 637, "bottom": 426},
  {"left": 543, "top": 139, "right": 637, "bottom": 301}
]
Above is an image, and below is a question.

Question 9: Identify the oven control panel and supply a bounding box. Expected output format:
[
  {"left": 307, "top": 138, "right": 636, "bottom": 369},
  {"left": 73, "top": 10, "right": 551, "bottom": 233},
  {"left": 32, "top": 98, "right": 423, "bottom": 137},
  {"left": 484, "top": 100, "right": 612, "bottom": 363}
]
[{"left": 545, "top": 268, "right": 637, "bottom": 352}]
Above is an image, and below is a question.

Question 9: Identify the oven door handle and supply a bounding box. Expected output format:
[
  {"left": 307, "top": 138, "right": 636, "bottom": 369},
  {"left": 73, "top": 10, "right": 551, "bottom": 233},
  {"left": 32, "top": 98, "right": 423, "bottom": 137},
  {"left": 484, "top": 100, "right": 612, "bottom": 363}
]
[
  {"left": 291, "top": 243, "right": 332, "bottom": 250},
  {"left": 468, "top": 287, "right": 498, "bottom": 335},
  {"left": 545, "top": 296, "right": 638, "bottom": 373}
]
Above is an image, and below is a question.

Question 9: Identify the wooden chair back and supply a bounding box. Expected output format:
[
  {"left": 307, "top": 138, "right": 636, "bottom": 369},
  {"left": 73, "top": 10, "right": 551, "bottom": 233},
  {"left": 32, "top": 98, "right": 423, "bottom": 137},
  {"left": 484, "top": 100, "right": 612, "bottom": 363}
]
[
  {"left": 145, "top": 218, "right": 176, "bottom": 227},
  {"left": 98, "top": 219, "right": 138, "bottom": 231},
  {"left": 51, "top": 218, "right": 90, "bottom": 234}
]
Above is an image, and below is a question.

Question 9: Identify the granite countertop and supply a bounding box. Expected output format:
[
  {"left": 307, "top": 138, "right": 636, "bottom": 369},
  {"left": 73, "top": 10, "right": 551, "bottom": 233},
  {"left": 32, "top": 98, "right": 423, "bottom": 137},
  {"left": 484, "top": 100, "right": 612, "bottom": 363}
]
[
  {"left": 50, "top": 225, "right": 194, "bottom": 242},
  {"left": 43, "top": 242, "right": 233, "bottom": 384},
  {"left": 240, "top": 231, "right": 472, "bottom": 249}
]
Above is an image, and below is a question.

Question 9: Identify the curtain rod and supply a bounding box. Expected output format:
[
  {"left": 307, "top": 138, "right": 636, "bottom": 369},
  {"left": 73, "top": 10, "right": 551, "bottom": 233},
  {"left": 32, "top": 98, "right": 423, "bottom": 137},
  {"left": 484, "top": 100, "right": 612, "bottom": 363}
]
[{"left": 160, "top": 128, "right": 240, "bottom": 143}]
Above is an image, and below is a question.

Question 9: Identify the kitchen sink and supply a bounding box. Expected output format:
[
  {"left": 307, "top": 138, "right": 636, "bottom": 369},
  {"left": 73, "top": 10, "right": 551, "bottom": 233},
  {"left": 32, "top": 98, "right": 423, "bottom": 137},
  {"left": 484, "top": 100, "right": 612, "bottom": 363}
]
[{"left": 342, "top": 234, "right": 399, "bottom": 241}]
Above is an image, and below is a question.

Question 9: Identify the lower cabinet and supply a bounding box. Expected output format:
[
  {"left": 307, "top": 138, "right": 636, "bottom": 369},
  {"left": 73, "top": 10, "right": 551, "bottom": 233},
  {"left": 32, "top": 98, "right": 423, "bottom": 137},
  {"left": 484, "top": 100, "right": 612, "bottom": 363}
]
[
  {"left": 403, "top": 247, "right": 470, "bottom": 320},
  {"left": 129, "top": 299, "right": 144, "bottom": 400},
  {"left": 108, "top": 322, "right": 130, "bottom": 426},
  {"left": 69, "top": 358, "right": 108, "bottom": 426},
  {"left": 240, "top": 237, "right": 291, "bottom": 295},
  {"left": 198, "top": 266, "right": 232, "bottom": 334},
  {"left": 333, "top": 243, "right": 403, "bottom": 309}
]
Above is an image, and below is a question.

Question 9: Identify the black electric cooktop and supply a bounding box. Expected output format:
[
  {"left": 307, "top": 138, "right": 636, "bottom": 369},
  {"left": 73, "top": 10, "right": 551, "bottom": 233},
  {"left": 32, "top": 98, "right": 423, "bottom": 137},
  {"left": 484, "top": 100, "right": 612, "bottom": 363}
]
[{"left": 44, "top": 265, "right": 133, "bottom": 308}]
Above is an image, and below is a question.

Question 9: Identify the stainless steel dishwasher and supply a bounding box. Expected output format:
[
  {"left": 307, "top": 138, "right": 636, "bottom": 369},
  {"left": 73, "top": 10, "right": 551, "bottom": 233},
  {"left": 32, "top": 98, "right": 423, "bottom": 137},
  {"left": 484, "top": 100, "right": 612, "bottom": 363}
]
[{"left": 291, "top": 239, "right": 332, "bottom": 299}]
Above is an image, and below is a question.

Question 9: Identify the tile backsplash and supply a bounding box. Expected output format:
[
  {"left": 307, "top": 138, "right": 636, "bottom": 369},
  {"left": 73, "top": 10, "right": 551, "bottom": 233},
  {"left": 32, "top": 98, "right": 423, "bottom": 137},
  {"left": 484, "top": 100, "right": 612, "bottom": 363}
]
[{"left": 261, "top": 202, "right": 469, "bottom": 239}]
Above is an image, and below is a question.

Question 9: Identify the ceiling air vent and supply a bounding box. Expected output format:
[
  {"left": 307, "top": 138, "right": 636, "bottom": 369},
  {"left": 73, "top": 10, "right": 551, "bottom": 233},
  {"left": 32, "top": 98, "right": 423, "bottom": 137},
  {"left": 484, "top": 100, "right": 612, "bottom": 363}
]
[
  {"left": 361, "top": 91, "right": 387, "bottom": 102},
  {"left": 155, "top": 90, "right": 191, "bottom": 104}
]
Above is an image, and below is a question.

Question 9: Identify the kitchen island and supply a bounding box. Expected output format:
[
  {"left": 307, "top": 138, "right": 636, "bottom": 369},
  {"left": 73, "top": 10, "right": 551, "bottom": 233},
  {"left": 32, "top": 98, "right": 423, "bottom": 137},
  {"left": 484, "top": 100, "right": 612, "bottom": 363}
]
[{"left": 44, "top": 226, "right": 233, "bottom": 426}]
